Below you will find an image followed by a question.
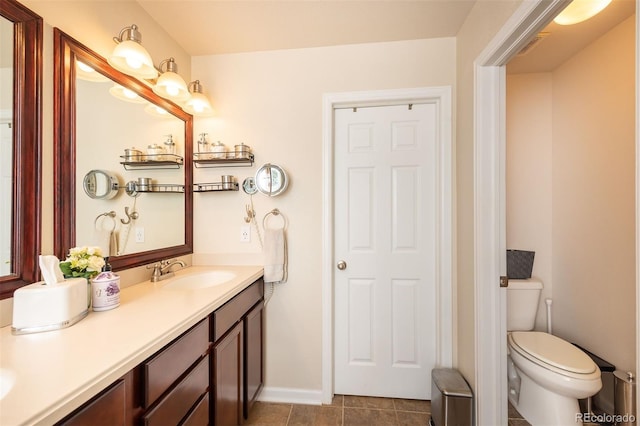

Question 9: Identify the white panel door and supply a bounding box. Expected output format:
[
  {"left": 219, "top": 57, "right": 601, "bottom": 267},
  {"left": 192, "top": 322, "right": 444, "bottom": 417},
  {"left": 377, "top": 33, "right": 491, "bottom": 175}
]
[{"left": 334, "top": 104, "right": 437, "bottom": 399}]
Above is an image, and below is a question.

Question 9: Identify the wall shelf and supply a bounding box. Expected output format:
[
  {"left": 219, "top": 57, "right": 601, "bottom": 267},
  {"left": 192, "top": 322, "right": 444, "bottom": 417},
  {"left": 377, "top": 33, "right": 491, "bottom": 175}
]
[
  {"left": 193, "top": 182, "right": 239, "bottom": 192},
  {"left": 193, "top": 153, "right": 254, "bottom": 168},
  {"left": 120, "top": 154, "right": 184, "bottom": 170},
  {"left": 137, "top": 183, "right": 185, "bottom": 193}
]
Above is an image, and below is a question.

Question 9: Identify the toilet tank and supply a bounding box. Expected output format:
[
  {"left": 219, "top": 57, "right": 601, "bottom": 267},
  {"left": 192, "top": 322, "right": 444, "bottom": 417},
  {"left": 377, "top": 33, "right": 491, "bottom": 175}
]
[{"left": 507, "top": 278, "right": 543, "bottom": 331}]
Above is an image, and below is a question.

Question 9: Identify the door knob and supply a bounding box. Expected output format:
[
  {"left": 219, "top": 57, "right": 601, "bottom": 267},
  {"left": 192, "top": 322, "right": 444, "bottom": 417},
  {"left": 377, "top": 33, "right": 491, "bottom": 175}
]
[{"left": 337, "top": 260, "right": 347, "bottom": 270}]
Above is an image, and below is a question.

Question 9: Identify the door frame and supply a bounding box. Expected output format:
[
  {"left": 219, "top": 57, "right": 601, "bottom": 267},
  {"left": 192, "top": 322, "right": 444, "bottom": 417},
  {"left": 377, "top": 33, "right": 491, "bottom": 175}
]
[
  {"left": 472, "top": 0, "right": 640, "bottom": 424},
  {"left": 321, "top": 87, "right": 454, "bottom": 404}
]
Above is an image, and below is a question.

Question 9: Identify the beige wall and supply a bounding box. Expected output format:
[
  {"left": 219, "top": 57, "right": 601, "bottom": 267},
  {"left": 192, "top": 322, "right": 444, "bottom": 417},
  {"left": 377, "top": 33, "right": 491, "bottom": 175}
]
[
  {"left": 552, "top": 16, "right": 636, "bottom": 372},
  {"left": 455, "top": 0, "right": 524, "bottom": 390},
  {"left": 190, "top": 38, "right": 457, "bottom": 393},
  {"left": 507, "top": 16, "right": 635, "bottom": 372},
  {"left": 506, "top": 73, "right": 554, "bottom": 330}
]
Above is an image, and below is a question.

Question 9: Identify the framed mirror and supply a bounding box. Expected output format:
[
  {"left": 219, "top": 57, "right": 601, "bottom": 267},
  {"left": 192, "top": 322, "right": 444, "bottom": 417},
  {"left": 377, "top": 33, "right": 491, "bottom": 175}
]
[
  {"left": 53, "top": 28, "right": 193, "bottom": 271},
  {"left": 0, "top": 0, "right": 42, "bottom": 300}
]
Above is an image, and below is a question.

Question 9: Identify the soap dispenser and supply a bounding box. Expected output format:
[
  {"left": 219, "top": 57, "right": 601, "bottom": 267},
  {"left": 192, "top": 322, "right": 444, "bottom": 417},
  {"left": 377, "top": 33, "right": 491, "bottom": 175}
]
[
  {"left": 197, "top": 133, "right": 210, "bottom": 159},
  {"left": 163, "top": 134, "right": 176, "bottom": 156}
]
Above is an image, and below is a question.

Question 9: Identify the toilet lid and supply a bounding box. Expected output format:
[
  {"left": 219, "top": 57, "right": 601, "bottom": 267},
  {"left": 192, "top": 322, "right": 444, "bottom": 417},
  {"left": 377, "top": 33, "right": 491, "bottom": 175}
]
[{"left": 509, "top": 331, "right": 597, "bottom": 374}]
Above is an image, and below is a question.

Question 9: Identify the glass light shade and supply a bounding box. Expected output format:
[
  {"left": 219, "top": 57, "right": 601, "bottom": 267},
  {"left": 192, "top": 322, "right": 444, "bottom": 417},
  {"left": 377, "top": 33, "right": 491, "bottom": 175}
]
[
  {"left": 76, "top": 61, "right": 109, "bottom": 82},
  {"left": 183, "top": 92, "right": 214, "bottom": 116},
  {"left": 153, "top": 71, "right": 190, "bottom": 102},
  {"left": 554, "top": 0, "right": 612, "bottom": 25},
  {"left": 108, "top": 40, "right": 158, "bottom": 79},
  {"left": 109, "top": 83, "right": 146, "bottom": 104}
]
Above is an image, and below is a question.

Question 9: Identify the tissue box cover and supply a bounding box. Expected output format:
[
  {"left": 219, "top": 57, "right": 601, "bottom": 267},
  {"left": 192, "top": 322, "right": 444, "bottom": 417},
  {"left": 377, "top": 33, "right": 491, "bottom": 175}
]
[{"left": 12, "top": 278, "right": 89, "bottom": 335}]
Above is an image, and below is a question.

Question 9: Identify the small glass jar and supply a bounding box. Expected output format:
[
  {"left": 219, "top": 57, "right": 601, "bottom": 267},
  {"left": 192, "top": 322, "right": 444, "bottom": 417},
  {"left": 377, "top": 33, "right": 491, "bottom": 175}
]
[
  {"left": 211, "top": 141, "right": 227, "bottom": 159},
  {"left": 147, "top": 143, "right": 166, "bottom": 161}
]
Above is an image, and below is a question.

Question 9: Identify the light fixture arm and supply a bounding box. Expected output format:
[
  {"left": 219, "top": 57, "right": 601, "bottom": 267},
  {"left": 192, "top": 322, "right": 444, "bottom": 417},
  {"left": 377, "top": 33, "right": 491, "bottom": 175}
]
[
  {"left": 188, "top": 80, "right": 203, "bottom": 94},
  {"left": 113, "top": 24, "right": 142, "bottom": 44},
  {"left": 157, "top": 57, "right": 179, "bottom": 74}
]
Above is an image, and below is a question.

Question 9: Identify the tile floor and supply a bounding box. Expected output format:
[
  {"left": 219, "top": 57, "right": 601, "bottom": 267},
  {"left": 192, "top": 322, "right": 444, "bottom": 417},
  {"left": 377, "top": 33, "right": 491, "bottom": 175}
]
[{"left": 245, "top": 395, "right": 532, "bottom": 425}]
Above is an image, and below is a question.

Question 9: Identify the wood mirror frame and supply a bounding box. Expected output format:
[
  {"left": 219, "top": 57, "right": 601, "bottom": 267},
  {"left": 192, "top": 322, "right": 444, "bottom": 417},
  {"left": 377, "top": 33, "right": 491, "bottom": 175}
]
[
  {"left": 53, "top": 28, "right": 193, "bottom": 271},
  {"left": 0, "top": 0, "right": 42, "bottom": 300}
]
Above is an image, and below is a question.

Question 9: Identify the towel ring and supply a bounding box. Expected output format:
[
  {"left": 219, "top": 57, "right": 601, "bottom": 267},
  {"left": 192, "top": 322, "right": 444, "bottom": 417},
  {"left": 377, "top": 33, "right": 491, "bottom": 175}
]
[
  {"left": 94, "top": 211, "right": 116, "bottom": 232},
  {"left": 263, "top": 208, "right": 287, "bottom": 230}
]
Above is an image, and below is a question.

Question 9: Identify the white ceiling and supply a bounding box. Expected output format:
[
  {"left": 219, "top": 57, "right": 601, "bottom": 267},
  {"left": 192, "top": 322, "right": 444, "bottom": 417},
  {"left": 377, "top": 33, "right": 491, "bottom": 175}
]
[{"left": 135, "top": 0, "right": 635, "bottom": 74}]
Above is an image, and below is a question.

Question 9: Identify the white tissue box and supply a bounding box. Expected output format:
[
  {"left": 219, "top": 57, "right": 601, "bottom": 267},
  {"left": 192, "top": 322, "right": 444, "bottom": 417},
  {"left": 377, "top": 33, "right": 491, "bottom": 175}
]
[{"left": 12, "top": 278, "right": 89, "bottom": 335}]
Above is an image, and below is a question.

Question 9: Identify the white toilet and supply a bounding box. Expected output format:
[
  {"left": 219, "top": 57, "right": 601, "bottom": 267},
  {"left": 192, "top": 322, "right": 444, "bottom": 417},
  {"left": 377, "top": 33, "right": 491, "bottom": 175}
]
[{"left": 507, "top": 279, "right": 602, "bottom": 425}]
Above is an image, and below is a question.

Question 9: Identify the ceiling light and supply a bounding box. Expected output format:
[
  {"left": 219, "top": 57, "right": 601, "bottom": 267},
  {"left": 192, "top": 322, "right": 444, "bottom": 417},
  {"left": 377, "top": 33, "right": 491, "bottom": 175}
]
[
  {"left": 109, "top": 83, "right": 146, "bottom": 104},
  {"left": 553, "top": 0, "right": 612, "bottom": 25},
  {"left": 153, "top": 58, "right": 189, "bottom": 102},
  {"left": 183, "top": 80, "right": 214, "bottom": 116},
  {"left": 108, "top": 24, "right": 158, "bottom": 79}
]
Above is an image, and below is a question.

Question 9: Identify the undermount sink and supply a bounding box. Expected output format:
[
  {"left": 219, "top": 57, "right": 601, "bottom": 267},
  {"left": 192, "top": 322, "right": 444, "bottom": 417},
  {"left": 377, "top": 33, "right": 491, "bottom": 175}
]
[
  {"left": 0, "top": 369, "right": 16, "bottom": 401},
  {"left": 161, "top": 270, "right": 237, "bottom": 290}
]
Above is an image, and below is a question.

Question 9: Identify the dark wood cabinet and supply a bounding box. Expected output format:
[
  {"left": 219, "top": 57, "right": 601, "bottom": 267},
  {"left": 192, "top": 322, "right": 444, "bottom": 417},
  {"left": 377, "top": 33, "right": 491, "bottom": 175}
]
[
  {"left": 212, "top": 279, "right": 264, "bottom": 425},
  {"left": 244, "top": 300, "right": 264, "bottom": 418},
  {"left": 57, "top": 278, "right": 264, "bottom": 426},
  {"left": 213, "top": 321, "right": 243, "bottom": 425}
]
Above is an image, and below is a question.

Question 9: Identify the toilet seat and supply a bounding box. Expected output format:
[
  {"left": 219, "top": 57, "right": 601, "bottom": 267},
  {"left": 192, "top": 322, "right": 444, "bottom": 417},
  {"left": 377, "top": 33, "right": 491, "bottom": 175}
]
[{"left": 508, "top": 331, "right": 597, "bottom": 378}]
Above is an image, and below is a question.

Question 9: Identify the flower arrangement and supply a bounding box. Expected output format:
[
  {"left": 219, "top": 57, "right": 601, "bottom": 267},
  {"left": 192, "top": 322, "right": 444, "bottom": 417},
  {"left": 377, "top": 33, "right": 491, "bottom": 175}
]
[{"left": 59, "top": 246, "right": 105, "bottom": 280}]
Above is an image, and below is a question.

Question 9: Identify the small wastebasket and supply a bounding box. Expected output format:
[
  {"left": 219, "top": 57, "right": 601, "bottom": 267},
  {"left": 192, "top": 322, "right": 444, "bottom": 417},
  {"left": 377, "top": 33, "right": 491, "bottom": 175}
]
[
  {"left": 430, "top": 368, "right": 473, "bottom": 426},
  {"left": 614, "top": 370, "right": 636, "bottom": 426}
]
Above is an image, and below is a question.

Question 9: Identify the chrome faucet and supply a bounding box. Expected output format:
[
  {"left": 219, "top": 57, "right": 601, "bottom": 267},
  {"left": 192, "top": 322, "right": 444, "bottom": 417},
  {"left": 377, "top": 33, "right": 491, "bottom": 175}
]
[{"left": 147, "top": 259, "right": 186, "bottom": 282}]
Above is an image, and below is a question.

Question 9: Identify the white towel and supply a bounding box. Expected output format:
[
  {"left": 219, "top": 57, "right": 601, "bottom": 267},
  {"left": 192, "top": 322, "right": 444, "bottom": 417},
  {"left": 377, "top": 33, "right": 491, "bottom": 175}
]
[{"left": 263, "top": 228, "right": 287, "bottom": 283}]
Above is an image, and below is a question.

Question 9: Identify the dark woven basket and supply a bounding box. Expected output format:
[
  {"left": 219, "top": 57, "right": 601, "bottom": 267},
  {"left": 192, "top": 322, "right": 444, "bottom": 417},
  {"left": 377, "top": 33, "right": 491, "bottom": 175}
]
[{"left": 506, "top": 250, "right": 535, "bottom": 279}]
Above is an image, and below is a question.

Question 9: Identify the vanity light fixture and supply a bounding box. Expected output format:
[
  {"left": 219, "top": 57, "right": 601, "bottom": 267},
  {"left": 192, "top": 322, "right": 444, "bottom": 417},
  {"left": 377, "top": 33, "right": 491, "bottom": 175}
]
[
  {"left": 109, "top": 83, "right": 146, "bottom": 104},
  {"left": 108, "top": 24, "right": 158, "bottom": 80},
  {"left": 153, "top": 58, "right": 190, "bottom": 102},
  {"left": 183, "top": 80, "right": 214, "bottom": 116},
  {"left": 554, "top": 0, "right": 612, "bottom": 25}
]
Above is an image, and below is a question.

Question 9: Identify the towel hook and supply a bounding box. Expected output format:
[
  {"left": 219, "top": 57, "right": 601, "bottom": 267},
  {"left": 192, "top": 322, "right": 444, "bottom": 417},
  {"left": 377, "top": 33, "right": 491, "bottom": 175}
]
[{"left": 121, "top": 206, "right": 139, "bottom": 225}]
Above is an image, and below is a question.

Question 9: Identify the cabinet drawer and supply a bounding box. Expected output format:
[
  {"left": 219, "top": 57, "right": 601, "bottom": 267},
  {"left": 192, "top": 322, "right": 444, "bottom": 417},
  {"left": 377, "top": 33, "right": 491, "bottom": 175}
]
[
  {"left": 181, "top": 392, "right": 209, "bottom": 426},
  {"left": 143, "top": 354, "right": 209, "bottom": 426},
  {"left": 59, "top": 379, "right": 126, "bottom": 426},
  {"left": 213, "top": 279, "right": 263, "bottom": 342},
  {"left": 144, "top": 318, "right": 209, "bottom": 406}
]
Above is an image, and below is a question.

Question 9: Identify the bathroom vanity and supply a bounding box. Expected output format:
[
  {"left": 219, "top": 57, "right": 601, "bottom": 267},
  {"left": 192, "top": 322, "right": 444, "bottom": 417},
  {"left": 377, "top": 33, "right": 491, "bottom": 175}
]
[{"left": 0, "top": 265, "right": 264, "bottom": 425}]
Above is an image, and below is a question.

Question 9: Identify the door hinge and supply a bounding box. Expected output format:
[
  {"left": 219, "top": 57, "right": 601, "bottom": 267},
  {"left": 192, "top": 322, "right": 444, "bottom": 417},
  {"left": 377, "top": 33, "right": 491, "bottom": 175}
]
[{"left": 500, "top": 276, "right": 509, "bottom": 288}]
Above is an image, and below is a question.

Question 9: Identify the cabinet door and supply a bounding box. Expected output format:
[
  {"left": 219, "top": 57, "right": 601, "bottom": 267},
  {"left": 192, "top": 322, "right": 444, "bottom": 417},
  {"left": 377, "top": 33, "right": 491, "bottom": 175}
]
[
  {"left": 213, "top": 321, "right": 243, "bottom": 426},
  {"left": 244, "top": 301, "right": 264, "bottom": 418}
]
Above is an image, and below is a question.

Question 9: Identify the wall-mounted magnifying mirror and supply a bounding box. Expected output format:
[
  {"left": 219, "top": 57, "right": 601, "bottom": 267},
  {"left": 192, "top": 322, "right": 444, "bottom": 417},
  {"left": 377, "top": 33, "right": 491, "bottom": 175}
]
[
  {"left": 255, "top": 163, "right": 289, "bottom": 196},
  {"left": 83, "top": 170, "right": 120, "bottom": 199}
]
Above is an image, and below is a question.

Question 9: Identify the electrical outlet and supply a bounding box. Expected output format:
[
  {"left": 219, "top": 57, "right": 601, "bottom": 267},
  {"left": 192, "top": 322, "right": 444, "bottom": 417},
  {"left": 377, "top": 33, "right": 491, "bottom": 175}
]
[
  {"left": 135, "top": 227, "right": 145, "bottom": 243},
  {"left": 240, "top": 225, "right": 251, "bottom": 243}
]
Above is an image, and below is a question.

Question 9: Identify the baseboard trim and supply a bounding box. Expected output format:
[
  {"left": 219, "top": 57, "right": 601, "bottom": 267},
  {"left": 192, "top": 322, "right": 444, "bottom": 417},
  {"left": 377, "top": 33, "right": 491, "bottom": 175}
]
[{"left": 257, "top": 386, "right": 323, "bottom": 406}]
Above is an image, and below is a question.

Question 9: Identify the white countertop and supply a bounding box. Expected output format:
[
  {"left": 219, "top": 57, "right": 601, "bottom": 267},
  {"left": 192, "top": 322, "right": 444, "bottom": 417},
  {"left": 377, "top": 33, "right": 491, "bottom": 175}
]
[{"left": 0, "top": 265, "right": 263, "bottom": 426}]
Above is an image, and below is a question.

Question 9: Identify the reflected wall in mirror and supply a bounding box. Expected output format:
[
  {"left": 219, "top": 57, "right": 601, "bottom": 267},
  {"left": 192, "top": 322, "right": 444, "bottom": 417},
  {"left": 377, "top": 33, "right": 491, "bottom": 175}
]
[
  {"left": 0, "top": 0, "right": 42, "bottom": 300},
  {"left": 54, "top": 28, "right": 193, "bottom": 271}
]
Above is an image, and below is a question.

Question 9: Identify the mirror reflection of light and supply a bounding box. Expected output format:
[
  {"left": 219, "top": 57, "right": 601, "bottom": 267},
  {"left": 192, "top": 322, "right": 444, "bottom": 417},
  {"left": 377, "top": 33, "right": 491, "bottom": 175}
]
[
  {"left": 76, "top": 61, "right": 109, "bottom": 83},
  {"left": 144, "top": 103, "right": 171, "bottom": 118},
  {"left": 109, "top": 84, "right": 146, "bottom": 104},
  {"left": 77, "top": 61, "right": 94, "bottom": 73}
]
